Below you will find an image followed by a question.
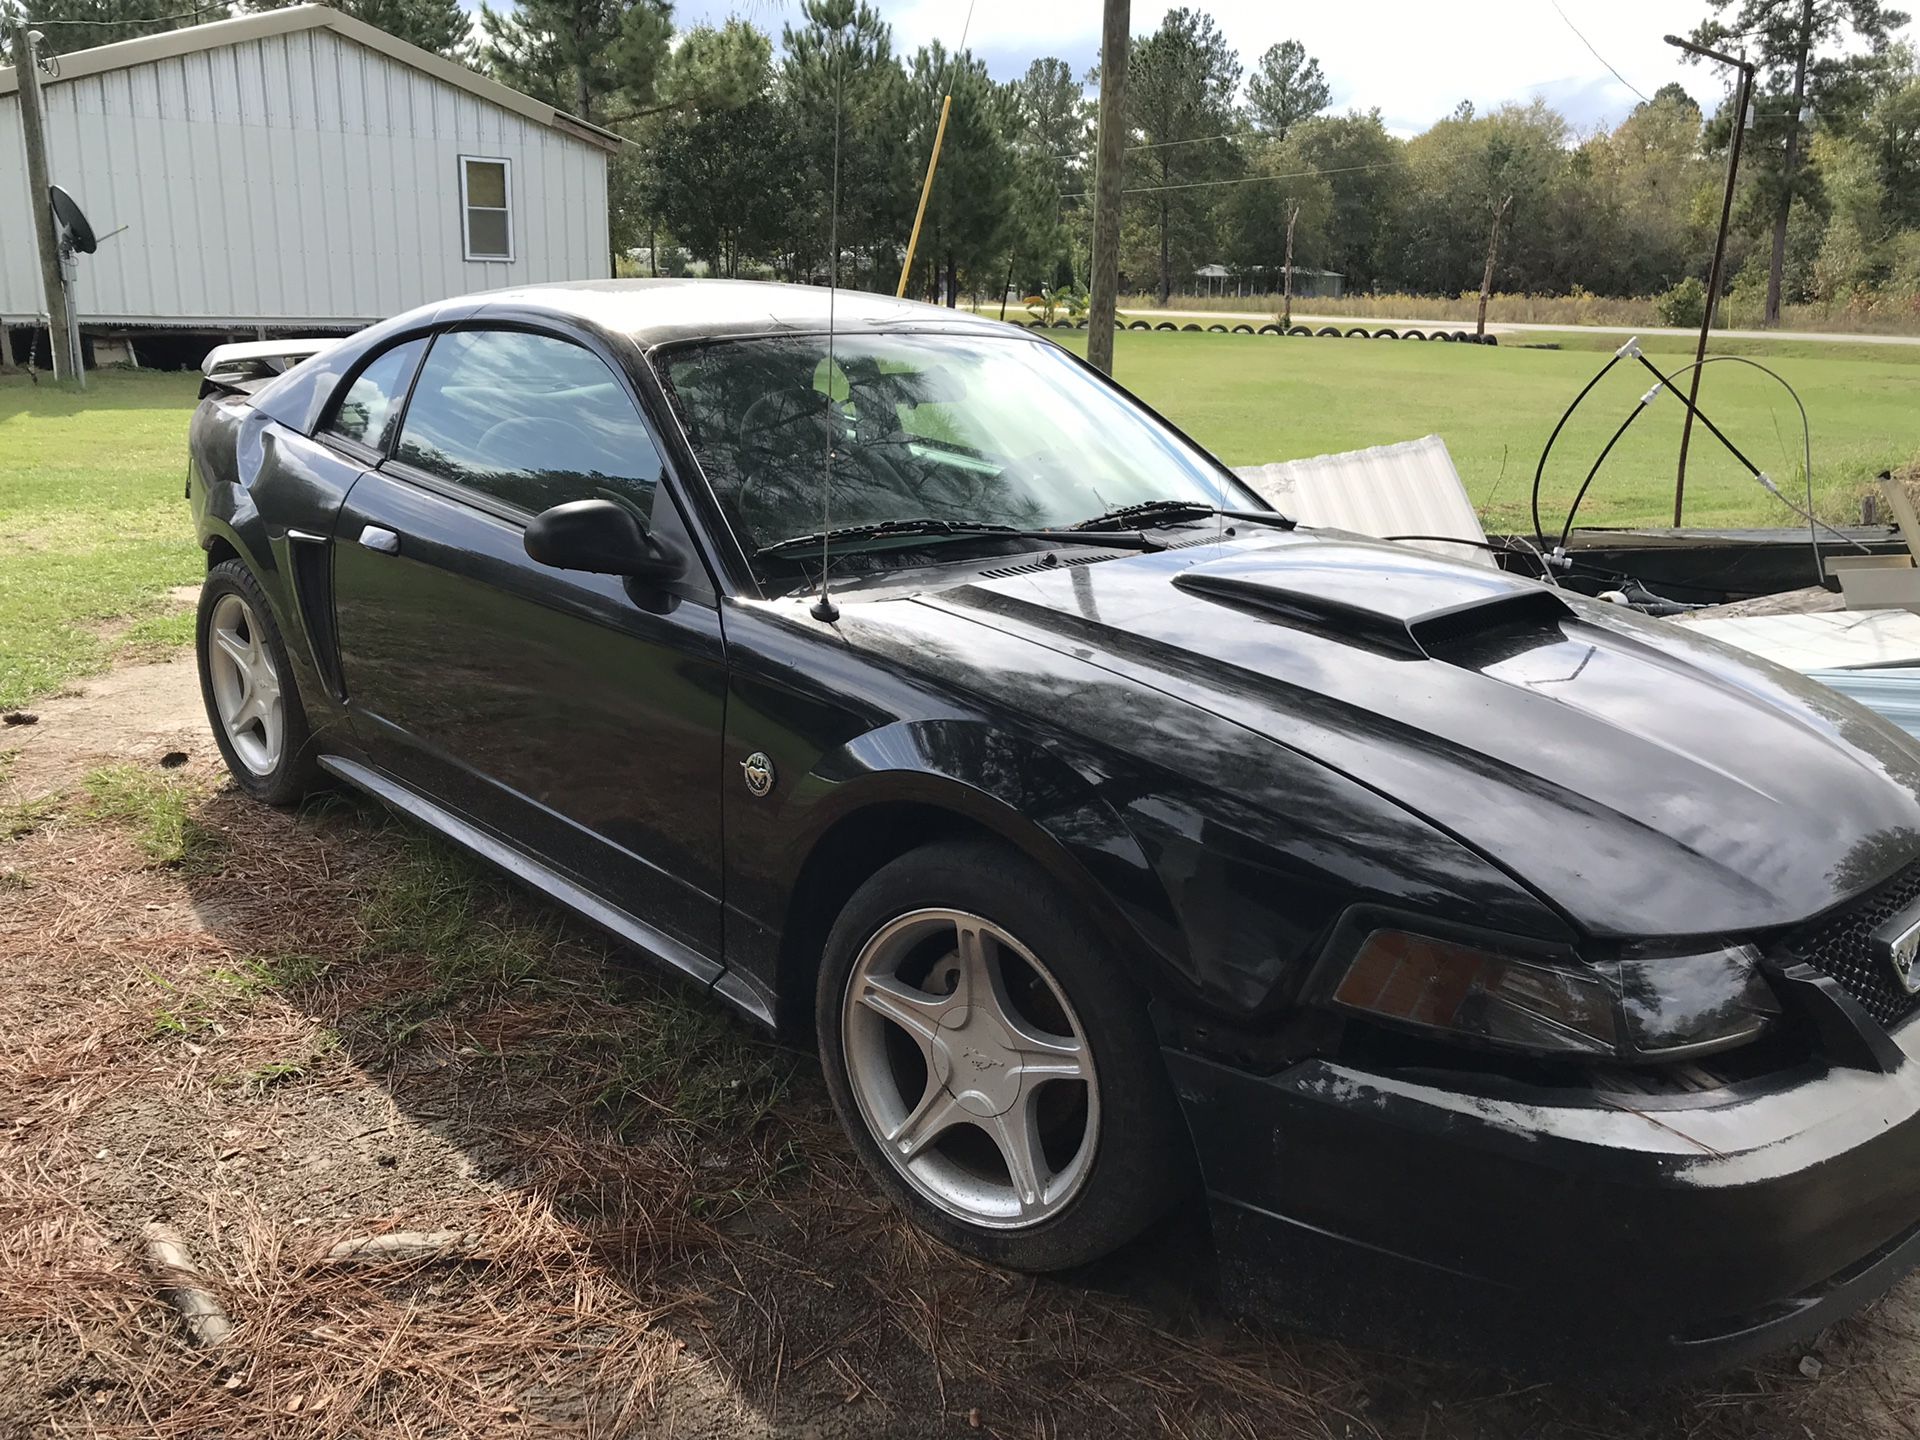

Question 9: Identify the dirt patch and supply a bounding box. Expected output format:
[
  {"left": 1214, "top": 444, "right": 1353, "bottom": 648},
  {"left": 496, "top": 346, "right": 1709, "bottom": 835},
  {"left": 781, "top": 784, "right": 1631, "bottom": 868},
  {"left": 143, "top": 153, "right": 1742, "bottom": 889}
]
[
  {"left": 1, "top": 656, "right": 212, "bottom": 797},
  {"left": 4, "top": 659, "right": 1920, "bottom": 1438}
]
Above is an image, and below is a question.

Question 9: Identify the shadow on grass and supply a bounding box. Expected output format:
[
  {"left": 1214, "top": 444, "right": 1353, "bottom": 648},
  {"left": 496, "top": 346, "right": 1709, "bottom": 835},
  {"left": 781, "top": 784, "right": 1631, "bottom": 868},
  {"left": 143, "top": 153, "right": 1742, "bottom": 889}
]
[
  {"left": 142, "top": 782, "right": 1910, "bottom": 1440},
  {"left": 0, "top": 370, "right": 203, "bottom": 417}
]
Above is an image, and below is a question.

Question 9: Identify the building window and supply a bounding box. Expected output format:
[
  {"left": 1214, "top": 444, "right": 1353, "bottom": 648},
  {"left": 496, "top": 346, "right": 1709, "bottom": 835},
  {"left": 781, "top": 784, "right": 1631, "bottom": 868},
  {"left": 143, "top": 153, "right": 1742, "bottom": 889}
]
[{"left": 460, "top": 156, "right": 512, "bottom": 261}]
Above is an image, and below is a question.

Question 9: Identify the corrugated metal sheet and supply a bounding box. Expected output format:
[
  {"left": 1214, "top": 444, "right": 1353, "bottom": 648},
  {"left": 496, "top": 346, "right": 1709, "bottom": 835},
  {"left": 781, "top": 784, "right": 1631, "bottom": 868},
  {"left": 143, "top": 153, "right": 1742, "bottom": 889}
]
[
  {"left": 0, "top": 24, "right": 609, "bottom": 327},
  {"left": 1234, "top": 435, "right": 1495, "bottom": 569},
  {"left": 1807, "top": 668, "right": 1920, "bottom": 741},
  {"left": 1676, "top": 611, "right": 1920, "bottom": 672}
]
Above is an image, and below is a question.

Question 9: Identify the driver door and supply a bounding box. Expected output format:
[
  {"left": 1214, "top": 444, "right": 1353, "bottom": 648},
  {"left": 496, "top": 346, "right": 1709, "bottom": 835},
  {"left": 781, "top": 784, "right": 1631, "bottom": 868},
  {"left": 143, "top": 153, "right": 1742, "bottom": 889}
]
[{"left": 330, "top": 325, "right": 729, "bottom": 970}]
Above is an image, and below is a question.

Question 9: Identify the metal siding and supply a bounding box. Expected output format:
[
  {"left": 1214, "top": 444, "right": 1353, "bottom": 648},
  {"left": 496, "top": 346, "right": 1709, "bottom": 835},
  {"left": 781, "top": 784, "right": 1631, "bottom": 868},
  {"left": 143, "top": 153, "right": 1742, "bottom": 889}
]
[
  {"left": 0, "top": 25, "right": 609, "bottom": 324},
  {"left": 1235, "top": 436, "right": 1496, "bottom": 571}
]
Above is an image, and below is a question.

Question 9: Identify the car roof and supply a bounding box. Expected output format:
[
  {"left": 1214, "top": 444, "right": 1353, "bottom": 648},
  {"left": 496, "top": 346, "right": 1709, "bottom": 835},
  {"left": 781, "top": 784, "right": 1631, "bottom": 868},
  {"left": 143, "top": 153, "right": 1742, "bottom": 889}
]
[
  {"left": 468, "top": 278, "right": 1026, "bottom": 350},
  {"left": 247, "top": 279, "right": 1045, "bottom": 439}
]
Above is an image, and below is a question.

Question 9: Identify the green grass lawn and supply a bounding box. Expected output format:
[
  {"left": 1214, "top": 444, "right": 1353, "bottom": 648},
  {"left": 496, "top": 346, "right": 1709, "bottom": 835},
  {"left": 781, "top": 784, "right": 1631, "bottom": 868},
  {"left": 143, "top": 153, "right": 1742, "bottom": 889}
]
[
  {"left": 0, "top": 370, "right": 203, "bottom": 709},
  {"left": 1053, "top": 328, "right": 1920, "bottom": 538},
  {"left": 3, "top": 329, "right": 1916, "bottom": 710}
]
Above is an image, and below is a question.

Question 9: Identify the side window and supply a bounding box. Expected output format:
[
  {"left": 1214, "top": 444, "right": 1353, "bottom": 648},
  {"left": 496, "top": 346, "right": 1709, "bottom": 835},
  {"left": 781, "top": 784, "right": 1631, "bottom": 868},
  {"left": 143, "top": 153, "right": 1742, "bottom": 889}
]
[
  {"left": 321, "top": 337, "right": 425, "bottom": 452},
  {"left": 394, "top": 329, "right": 661, "bottom": 516}
]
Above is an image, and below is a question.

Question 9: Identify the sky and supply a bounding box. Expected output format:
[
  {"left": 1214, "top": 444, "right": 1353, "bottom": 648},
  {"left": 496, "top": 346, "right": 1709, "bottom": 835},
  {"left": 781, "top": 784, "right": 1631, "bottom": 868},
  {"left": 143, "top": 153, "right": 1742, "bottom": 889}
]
[{"left": 660, "top": 0, "right": 1916, "bottom": 136}]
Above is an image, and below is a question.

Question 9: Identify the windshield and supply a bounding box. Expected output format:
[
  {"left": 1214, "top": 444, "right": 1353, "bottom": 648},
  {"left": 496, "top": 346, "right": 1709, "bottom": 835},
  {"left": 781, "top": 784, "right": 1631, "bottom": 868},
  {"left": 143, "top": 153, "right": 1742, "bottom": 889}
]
[{"left": 658, "top": 331, "right": 1253, "bottom": 572}]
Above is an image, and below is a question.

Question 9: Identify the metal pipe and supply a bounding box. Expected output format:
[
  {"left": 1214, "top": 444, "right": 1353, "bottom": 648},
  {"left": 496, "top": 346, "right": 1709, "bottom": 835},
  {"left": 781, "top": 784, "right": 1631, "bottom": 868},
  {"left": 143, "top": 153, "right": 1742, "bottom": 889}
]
[{"left": 1665, "top": 34, "right": 1754, "bottom": 526}]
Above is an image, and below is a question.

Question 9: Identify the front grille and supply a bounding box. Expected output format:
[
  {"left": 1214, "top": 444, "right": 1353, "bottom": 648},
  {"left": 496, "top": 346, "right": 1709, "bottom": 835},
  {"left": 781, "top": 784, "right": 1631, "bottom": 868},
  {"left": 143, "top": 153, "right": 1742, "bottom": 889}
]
[{"left": 1780, "top": 859, "right": 1920, "bottom": 1029}]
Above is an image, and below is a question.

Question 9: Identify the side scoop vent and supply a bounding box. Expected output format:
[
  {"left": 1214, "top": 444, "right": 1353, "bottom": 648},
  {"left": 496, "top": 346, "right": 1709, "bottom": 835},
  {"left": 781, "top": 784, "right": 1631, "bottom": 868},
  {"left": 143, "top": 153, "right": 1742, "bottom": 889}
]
[{"left": 1173, "top": 548, "right": 1572, "bottom": 660}]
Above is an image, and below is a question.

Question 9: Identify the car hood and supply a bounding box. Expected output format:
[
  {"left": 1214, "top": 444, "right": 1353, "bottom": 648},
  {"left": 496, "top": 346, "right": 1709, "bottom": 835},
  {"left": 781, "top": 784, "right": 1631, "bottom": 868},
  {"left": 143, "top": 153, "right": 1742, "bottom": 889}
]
[{"left": 916, "top": 532, "right": 1920, "bottom": 940}]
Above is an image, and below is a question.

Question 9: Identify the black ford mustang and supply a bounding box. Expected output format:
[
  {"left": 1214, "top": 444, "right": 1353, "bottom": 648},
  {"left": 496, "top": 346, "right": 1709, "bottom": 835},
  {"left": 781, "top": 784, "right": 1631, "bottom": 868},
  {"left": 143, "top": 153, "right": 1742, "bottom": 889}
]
[{"left": 187, "top": 279, "right": 1920, "bottom": 1376}]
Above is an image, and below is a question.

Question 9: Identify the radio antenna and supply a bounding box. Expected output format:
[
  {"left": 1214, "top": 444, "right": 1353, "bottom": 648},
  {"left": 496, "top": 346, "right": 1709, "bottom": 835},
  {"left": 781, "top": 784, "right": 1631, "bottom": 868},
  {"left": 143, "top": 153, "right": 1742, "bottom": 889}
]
[{"left": 810, "top": 24, "right": 847, "bottom": 624}]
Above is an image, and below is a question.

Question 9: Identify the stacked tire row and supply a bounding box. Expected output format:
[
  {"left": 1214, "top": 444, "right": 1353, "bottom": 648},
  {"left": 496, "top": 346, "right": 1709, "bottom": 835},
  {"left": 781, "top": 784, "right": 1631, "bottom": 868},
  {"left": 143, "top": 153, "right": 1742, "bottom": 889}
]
[{"left": 1018, "top": 318, "right": 1498, "bottom": 345}]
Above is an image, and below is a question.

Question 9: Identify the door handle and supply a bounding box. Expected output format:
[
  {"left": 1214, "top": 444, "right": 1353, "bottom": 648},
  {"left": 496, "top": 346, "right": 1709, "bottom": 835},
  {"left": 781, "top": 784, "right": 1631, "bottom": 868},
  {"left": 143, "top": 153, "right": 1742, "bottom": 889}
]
[{"left": 358, "top": 525, "right": 400, "bottom": 555}]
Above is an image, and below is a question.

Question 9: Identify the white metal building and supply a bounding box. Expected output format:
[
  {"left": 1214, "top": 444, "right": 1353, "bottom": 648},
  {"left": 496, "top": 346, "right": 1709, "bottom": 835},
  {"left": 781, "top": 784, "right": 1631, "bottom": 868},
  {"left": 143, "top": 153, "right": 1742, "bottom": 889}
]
[{"left": 0, "top": 6, "right": 619, "bottom": 339}]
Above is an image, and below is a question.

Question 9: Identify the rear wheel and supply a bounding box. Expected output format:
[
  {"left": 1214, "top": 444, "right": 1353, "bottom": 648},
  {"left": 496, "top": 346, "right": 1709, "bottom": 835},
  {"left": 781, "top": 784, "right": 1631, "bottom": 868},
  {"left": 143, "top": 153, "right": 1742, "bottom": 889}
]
[
  {"left": 817, "top": 841, "right": 1190, "bottom": 1271},
  {"left": 196, "top": 559, "right": 318, "bottom": 805}
]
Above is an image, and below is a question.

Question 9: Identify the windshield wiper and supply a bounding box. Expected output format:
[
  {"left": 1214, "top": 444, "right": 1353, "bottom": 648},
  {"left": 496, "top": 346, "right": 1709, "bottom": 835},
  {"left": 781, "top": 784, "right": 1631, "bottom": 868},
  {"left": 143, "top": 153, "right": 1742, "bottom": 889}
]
[
  {"left": 754, "top": 518, "right": 1163, "bottom": 560},
  {"left": 1068, "top": 499, "right": 1297, "bottom": 533}
]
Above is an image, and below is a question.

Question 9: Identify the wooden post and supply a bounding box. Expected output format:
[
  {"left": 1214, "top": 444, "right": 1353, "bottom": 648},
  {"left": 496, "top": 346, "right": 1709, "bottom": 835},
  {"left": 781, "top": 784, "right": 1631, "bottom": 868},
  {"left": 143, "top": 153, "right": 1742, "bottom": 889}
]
[
  {"left": 1086, "top": 0, "right": 1129, "bottom": 376},
  {"left": 1281, "top": 202, "right": 1299, "bottom": 330},
  {"left": 1476, "top": 193, "right": 1513, "bottom": 342},
  {"left": 0, "top": 323, "right": 14, "bottom": 369},
  {"left": 10, "top": 23, "right": 76, "bottom": 383}
]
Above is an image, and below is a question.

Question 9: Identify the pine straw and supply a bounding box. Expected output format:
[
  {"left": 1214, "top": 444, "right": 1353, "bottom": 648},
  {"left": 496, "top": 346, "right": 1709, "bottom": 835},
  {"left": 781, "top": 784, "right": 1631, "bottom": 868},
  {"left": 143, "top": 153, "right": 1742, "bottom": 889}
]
[{"left": 3, "top": 770, "right": 1919, "bottom": 1438}]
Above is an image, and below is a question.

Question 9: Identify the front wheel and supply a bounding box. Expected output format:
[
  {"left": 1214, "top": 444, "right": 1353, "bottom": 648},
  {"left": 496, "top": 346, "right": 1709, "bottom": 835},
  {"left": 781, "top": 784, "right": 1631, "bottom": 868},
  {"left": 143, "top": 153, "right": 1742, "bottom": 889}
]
[{"left": 817, "top": 841, "right": 1191, "bottom": 1272}]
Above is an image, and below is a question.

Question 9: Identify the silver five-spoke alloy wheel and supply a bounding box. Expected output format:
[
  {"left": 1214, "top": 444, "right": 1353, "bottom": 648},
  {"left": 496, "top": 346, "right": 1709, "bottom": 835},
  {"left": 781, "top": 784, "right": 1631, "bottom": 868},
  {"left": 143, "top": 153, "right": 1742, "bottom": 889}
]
[
  {"left": 842, "top": 908, "right": 1099, "bottom": 1229},
  {"left": 206, "top": 591, "right": 284, "bottom": 777}
]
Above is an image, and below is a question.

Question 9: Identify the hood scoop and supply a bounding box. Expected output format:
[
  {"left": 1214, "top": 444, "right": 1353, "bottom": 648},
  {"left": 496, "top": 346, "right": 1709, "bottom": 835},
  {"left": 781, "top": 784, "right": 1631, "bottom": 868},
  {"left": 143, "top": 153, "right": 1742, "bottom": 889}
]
[{"left": 1171, "top": 543, "right": 1572, "bottom": 660}]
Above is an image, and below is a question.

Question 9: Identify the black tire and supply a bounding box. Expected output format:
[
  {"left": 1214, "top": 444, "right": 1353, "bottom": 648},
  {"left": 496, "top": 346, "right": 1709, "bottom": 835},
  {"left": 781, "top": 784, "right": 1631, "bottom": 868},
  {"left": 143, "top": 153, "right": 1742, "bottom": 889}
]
[
  {"left": 1374, "top": 328, "right": 1398, "bottom": 340},
  {"left": 1403, "top": 328, "right": 1426, "bottom": 340},
  {"left": 196, "top": 559, "right": 320, "bottom": 806},
  {"left": 816, "top": 840, "right": 1191, "bottom": 1272},
  {"left": 1207, "top": 324, "right": 1227, "bottom": 333},
  {"left": 1232, "top": 324, "right": 1254, "bottom": 334},
  {"left": 1316, "top": 326, "right": 1342, "bottom": 337},
  {"left": 1257, "top": 324, "right": 1282, "bottom": 335}
]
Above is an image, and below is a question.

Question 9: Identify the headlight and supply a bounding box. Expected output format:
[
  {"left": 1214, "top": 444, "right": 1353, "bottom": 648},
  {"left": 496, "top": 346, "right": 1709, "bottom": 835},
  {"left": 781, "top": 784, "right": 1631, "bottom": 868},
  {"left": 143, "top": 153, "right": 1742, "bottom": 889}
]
[{"left": 1327, "top": 928, "right": 1779, "bottom": 1063}]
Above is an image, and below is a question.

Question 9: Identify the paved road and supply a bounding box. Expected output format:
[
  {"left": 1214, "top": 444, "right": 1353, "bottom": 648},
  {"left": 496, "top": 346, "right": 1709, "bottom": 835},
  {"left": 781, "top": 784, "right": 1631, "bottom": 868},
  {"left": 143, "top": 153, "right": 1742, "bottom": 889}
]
[{"left": 1105, "top": 307, "right": 1920, "bottom": 347}]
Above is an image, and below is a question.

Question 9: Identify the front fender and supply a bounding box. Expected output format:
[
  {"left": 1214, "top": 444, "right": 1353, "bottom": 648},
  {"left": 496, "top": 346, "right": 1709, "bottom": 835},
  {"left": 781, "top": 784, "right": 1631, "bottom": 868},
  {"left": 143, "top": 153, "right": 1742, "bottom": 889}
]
[{"left": 801, "top": 717, "right": 1183, "bottom": 973}]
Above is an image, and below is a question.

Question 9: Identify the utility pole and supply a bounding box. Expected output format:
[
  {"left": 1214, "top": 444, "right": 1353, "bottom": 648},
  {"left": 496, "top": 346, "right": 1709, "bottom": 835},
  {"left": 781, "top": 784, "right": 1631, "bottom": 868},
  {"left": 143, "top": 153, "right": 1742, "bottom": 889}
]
[
  {"left": 1281, "top": 202, "right": 1299, "bottom": 330},
  {"left": 9, "top": 23, "right": 76, "bottom": 383},
  {"left": 1086, "top": 0, "right": 1129, "bottom": 376},
  {"left": 1665, "top": 34, "right": 1755, "bottom": 527},
  {"left": 1476, "top": 193, "right": 1513, "bottom": 342}
]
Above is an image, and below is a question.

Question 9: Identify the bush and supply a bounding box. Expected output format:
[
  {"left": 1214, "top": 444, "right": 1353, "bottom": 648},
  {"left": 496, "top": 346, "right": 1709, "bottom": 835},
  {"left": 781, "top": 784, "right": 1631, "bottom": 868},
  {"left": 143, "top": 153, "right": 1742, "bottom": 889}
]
[{"left": 1655, "top": 276, "right": 1707, "bottom": 330}]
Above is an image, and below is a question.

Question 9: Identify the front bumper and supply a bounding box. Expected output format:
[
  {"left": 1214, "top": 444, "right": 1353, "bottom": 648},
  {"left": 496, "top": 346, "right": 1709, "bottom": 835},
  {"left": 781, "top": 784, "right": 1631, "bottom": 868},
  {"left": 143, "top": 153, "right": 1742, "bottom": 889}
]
[{"left": 1166, "top": 1017, "right": 1920, "bottom": 1379}]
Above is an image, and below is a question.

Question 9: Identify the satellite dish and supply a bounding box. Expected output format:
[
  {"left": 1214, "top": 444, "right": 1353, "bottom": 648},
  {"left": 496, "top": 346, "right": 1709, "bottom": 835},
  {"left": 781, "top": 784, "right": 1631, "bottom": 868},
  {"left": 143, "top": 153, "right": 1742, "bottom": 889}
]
[{"left": 49, "top": 185, "right": 97, "bottom": 255}]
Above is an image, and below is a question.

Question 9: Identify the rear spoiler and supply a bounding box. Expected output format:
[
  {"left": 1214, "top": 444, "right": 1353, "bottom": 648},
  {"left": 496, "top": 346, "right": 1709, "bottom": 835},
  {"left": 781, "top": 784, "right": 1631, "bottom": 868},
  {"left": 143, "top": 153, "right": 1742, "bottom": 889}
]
[{"left": 200, "top": 338, "right": 338, "bottom": 398}]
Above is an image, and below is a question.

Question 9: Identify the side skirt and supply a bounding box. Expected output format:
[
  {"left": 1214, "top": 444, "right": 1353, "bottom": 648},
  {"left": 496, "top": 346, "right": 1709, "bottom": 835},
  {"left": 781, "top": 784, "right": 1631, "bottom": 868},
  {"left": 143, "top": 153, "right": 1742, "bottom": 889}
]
[{"left": 318, "top": 755, "right": 775, "bottom": 1029}]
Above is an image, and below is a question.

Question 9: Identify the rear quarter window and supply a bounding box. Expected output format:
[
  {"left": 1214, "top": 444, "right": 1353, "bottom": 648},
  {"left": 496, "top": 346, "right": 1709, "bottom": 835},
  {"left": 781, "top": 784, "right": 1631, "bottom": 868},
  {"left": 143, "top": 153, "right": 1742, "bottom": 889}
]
[{"left": 321, "top": 338, "right": 426, "bottom": 453}]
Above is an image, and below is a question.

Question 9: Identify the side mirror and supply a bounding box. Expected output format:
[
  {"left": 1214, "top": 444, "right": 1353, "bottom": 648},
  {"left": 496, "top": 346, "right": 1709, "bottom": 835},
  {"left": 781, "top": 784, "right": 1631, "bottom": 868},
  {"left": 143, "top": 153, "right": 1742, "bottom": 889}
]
[{"left": 524, "top": 498, "right": 686, "bottom": 582}]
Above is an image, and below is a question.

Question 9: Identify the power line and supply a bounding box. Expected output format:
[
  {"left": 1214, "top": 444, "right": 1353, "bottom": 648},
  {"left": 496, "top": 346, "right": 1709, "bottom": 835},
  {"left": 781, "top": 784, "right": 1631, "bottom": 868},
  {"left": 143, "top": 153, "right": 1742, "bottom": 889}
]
[
  {"left": 1549, "top": 0, "right": 1651, "bottom": 104},
  {"left": 1058, "top": 161, "right": 1397, "bottom": 200},
  {"left": 23, "top": 5, "right": 226, "bottom": 24},
  {"left": 1050, "top": 131, "right": 1247, "bottom": 162}
]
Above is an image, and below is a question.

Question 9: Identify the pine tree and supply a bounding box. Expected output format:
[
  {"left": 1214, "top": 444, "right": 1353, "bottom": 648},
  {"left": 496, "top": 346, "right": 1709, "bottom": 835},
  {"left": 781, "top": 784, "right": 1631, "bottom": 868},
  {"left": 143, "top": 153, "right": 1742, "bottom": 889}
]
[
  {"left": 1125, "top": 8, "right": 1243, "bottom": 304},
  {"left": 479, "top": 0, "right": 671, "bottom": 123},
  {"left": 777, "top": 0, "right": 909, "bottom": 288},
  {"left": 245, "top": 0, "right": 474, "bottom": 62},
  {"left": 1689, "top": 0, "right": 1908, "bottom": 324},
  {"left": 1244, "top": 40, "right": 1330, "bottom": 138}
]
